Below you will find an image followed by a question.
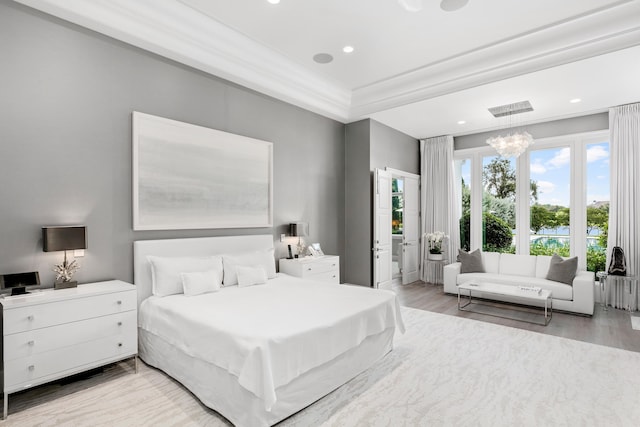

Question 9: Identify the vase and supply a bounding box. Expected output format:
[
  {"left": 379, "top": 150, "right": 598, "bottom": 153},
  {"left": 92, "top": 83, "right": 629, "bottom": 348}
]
[{"left": 429, "top": 253, "right": 443, "bottom": 261}]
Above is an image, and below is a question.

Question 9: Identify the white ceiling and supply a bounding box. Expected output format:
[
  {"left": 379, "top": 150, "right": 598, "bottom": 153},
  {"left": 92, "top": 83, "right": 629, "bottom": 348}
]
[{"left": 16, "top": 0, "right": 640, "bottom": 139}]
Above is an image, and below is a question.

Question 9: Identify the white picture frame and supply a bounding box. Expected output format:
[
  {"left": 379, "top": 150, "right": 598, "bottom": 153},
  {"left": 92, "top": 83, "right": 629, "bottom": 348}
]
[
  {"left": 308, "top": 243, "right": 324, "bottom": 257},
  {"left": 132, "top": 112, "right": 273, "bottom": 230}
]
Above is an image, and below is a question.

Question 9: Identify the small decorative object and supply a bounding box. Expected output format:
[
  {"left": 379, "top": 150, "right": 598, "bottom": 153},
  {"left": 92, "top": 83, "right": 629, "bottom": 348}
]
[
  {"left": 608, "top": 246, "right": 627, "bottom": 276},
  {"left": 308, "top": 243, "right": 324, "bottom": 257},
  {"left": 426, "top": 231, "right": 446, "bottom": 260},
  {"left": 290, "top": 222, "right": 308, "bottom": 257},
  {"left": 53, "top": 257, "right": 79, "bottom": 289}
]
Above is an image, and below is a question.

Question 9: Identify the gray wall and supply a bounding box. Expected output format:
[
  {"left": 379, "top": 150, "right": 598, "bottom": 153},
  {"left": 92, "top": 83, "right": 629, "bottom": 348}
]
[
  {"left": 454, "top": 113, "right": 609, "bottom": 150},
  {"left": 0, "top": 2, "right": 345, "bottom": 287},
  {"left": 344, "top": 120, "right": 371, "bottom": 286},
  {"left": 344, "top": 119, "right": 419, "bottom": 286},
  {"left": 370, "top": 120, "right": 420, "bottom": 174}
]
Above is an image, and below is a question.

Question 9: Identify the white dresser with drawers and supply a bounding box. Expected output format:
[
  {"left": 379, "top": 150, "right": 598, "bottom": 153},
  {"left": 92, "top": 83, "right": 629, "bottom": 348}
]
[
  {"left": 1, "top": 280, "right": 137, "bottom": 419},
  {"left": 280, "top": 255, "right": 340, "bottom": 283}
]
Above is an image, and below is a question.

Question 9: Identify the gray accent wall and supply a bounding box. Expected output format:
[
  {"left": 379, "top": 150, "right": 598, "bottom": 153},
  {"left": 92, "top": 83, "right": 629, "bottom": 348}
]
[
  {"left": 0, "top": 2, "right": 345, "bottom": 287},
  {"left": 344, "top": 119, "right": 419, "bottom": 286},
  {"left": 454, "top": 113, "right": 609, "bottom": 150}
]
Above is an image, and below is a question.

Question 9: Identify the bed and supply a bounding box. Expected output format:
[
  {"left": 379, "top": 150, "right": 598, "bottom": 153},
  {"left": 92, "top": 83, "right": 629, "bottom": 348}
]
[{"left": 134, "top": 235, "right": 404, "bottom": 427}]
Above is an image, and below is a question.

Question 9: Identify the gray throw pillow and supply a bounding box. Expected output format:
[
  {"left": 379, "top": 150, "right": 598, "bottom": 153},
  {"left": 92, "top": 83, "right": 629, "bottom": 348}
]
[
  {"left": 546, "top": 253, "right": 577, "bottom": 285},
  {"left": 458, "top": 249, "right": 485, "bottom": 273}
]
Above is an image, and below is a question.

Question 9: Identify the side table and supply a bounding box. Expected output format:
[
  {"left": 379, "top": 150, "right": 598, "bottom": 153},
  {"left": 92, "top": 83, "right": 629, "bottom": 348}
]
[
  {"left": 424, "top": 258, "right": 448, "bottom": 285},
  {"left": 598, "top": 272, "right": 639, "bottom": 311}
]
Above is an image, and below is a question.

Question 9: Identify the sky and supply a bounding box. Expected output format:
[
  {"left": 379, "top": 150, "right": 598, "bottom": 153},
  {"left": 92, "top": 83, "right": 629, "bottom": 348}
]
[
  {"left": 530, "top": 143, "right": 609, "bottom": 206},
  {"left": 458, "top": 143, "right": 610, "bottom": 207}
]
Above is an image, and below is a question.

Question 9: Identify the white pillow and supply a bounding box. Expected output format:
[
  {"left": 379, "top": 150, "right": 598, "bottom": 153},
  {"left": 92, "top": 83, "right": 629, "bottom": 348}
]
[
  {"left": 181, "top": 269, "right": 222, "bottom": 296},
  {"left": 222, "top": 248, "right": 276, "bottom": 286},
  {"left": 148, "top": 255, "right": 223, "bottom": 297},
  {"left": 236, "top": 265, "right": 268, "bottom": 288}
]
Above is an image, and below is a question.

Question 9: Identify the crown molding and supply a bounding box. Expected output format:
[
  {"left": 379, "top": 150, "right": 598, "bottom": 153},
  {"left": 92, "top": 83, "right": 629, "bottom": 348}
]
[
  {"left": 350, "top": 1, "right": 640, "bottom": 119},
  {"left": 14, "top": 0, "right": 640, "bottom": 124},
  {"left": 14, "top": 0, "right": 352, "bottom": 121}
]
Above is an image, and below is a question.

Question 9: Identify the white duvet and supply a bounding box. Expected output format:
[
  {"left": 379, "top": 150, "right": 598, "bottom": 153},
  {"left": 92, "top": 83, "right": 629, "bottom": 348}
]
[{"left": 139, "top": 274, "right": 404, "bottom": 411}]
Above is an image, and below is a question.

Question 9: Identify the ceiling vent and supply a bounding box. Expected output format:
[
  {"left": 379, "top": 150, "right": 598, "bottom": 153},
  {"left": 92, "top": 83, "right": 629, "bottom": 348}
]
[{"left": 488, "top": 100, "right": 534, "bottom": 118}]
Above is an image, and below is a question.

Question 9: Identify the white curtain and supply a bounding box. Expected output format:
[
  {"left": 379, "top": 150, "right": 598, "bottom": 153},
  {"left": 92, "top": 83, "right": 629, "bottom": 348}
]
[
  {"left": 607, "top": 103, "right": 640, "bottom": 310},
  {"left": 420, "top": 135, "right": 461, "bottom": 283}
]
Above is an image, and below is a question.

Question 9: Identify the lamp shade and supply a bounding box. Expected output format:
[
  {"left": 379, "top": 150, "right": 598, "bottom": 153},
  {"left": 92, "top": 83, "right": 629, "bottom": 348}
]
[
  {"left": 289, "top": 222, "right": 308, "bottom": 237},
  {"left": 43, "top": 226, "right": 87, "bottom": 252}
]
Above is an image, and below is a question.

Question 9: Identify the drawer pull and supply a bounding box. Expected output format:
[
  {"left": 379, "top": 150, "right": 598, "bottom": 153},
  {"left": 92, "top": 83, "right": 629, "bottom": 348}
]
[
  {"left": 118, "top": 343, "right": 123, "bottom": 347},
  {"left": 118, "top": 321, "right": 123, "bottom": 326},
  {"left": 28, "top": 340, "right": 35, "bottom": 346},
  {"left": 27, "top": 315, "right": 34, "bottom": 321},
  {"left": 332, "top": 264, "right": 336, "bottom": 267},
  {"left": 307, "top": 267, "right": 312, "bottom": 271},
  {"left": 117, "top": 300, "right": 122, "bottom": 305},
  {"left": 28, "top": 365, "right": 35, "bottom": 371}
]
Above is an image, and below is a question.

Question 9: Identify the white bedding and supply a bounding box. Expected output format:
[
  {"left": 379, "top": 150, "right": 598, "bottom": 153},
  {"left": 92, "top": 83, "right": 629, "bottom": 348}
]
[{"left": 139, "top": 274, "right": 404, "bottom": 411}]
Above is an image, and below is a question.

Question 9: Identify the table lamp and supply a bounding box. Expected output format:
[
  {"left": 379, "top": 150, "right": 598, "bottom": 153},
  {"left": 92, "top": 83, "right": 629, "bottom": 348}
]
[
  {"left": 289, "top": 222, "right": 308, "bottom": 257},
  {"left": 43, "top": 226, "right": 87, "bottom": 289}
]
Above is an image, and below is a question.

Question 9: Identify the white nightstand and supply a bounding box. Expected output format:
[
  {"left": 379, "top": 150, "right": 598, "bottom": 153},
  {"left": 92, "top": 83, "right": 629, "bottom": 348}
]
[
  {"left": 1, "top": 280, "right": 138, "bottom": 419},
  {"left": 280, "top": 256, "right": 340, "bottom": 284}
]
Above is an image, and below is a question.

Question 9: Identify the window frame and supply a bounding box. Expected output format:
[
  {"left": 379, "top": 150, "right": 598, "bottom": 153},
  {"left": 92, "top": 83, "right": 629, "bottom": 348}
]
[{"left": 454, "top": 129, "right": 608, "bottom": 271}]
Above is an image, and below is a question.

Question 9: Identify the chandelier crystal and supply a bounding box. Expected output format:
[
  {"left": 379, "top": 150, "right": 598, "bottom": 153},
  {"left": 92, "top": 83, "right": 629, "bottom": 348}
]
[{"left": 486, "top": 131, "right": 534, "bottom": 158}]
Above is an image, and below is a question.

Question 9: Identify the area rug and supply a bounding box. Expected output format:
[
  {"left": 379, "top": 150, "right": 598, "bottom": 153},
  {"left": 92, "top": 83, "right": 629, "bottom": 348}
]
[{"left": 6, "top": 308, "right": 640, "bottom": 426}]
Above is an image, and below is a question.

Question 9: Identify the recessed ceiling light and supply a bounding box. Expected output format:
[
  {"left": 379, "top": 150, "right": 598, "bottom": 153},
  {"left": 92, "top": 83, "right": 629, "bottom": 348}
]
[
  {"left": 267, "top": 0, "right": 280, "bottom": 4},
  {"left": 313, "top": 53, "right": 334, "bottom": 64},
  {"left": 457, "top": 120, "right": 466, "bottom": 125},
  {"left": 342, "top": 46, "right": 354, "bottom": 54},
  {"left": 570, "top": 98, "right": 582, "bottom": 103}
]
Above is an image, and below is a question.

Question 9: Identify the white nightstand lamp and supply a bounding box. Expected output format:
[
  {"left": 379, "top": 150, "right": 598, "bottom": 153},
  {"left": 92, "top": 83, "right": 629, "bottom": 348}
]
[{"left": 289, "top": 222, "right": 308, "bottom": 257}]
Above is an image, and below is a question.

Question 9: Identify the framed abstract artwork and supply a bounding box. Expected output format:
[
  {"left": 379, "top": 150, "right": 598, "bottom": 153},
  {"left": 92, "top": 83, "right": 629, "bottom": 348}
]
[{"left": 132, "top": 112, "right": 273, "bottom": 230}]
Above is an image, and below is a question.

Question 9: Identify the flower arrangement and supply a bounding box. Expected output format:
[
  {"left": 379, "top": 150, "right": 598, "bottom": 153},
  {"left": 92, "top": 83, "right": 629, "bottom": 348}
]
[{"left": 426, "top": 231, "right": 446, "bottom": 254}]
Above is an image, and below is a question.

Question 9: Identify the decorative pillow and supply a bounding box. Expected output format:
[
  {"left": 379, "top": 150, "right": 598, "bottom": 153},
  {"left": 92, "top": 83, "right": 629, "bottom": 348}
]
[
  {"left": 458, "top": 249, "right": 485, "bottom": 273},
  {"left": 546, "top": 253, "right": 577, "bottom": 285},
  {"left": 222, "top": 248, "right": 276, "bottom": 286},
  {"left": 236, "top": 265, "right": 268, "bottom": 288},
  {"left": 148, "top": 255, "right": 223, "bottom": 297},
  {"left": 181, "top": 269, "right": 222, "bottom": 296}
]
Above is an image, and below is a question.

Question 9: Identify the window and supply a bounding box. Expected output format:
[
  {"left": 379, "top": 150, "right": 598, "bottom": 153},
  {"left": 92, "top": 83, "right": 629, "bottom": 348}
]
[
  {"left": 454, "top": 130, "right": 609, "bottom": 271},
  {"left": 529, "top": 147, "right": 571, "bottom": 258},
  {"left": 392, "top": 178, "right": 403, "bottom": 234},
  {"left": 482, "top": 155, "right": 515, "bottom": 253},
  {"left": 585, "top": 142, "right": 610, "bottom": 272},
  {"left": 455, "top": 159, "right": 471, "bottom": 250}
]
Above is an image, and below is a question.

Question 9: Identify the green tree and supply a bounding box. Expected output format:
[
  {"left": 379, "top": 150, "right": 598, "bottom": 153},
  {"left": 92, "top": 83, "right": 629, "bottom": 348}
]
[
  {"left": 530, "top": 204, "right": 554, "bottom": 234},
  {"left": 460, "top": 211, "right": 513, "bottom": 253},
  {"left": 586, "top": 205, "right": 609, "bottom": 235},
  {"left": 554, "top": 207, "right": 570, "bottom": 232},
  {"left": 482, "top": 158, "right": 539, "bottom": 203},
  {"left": 483, "top": 158, "right": 516, "bottom": 200}
]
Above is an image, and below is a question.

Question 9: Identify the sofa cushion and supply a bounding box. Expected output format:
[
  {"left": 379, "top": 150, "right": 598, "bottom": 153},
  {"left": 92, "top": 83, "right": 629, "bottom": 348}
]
[
  {"left": 482, "top": 252, "right": 501, "bottom": 274},
  {"left": 535, "top": 255, "right": 552, "bottom": 278},
  {"left": 499, "top": 253, "right": 536, "bottom": 277},
  {"left": 457, "top": 273, "right": 573, "bottom": 300},
  {"left": 459, "top": 249, "right": 485, "bottom": 273},
  {"left": 546, "top": 254, "right": 578, "bottom": 285}
]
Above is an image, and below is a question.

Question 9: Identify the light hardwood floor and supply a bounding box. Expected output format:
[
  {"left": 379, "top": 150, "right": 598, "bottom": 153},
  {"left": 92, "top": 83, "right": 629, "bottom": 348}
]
[
  {"left": 4, "top": 282, "right": 639, "bottom": 424},
  {"left": 395, "top": 280, "right": 640, "bottom": 353}
]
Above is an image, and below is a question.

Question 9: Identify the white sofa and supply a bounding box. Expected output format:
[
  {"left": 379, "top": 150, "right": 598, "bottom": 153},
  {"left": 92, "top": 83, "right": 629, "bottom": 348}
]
[{"left": 443, "top": 252, "right": 595, "bottom": 315}]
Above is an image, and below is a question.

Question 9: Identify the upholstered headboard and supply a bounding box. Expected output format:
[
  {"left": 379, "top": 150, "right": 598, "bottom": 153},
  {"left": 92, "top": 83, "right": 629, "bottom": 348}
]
[{"left": 133, "top": 234, "right": 274, "bottom": 308}]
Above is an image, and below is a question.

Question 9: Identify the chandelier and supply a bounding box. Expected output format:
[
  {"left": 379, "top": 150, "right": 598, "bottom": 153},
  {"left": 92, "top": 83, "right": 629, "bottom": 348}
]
[{"left": 486, "top": 131, "right": 534, "bottom": 158}]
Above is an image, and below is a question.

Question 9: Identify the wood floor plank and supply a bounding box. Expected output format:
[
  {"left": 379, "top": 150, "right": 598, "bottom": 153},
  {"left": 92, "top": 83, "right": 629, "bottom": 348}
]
[{"left": 395, "top": 281, "right": 640, "bottom": 353}]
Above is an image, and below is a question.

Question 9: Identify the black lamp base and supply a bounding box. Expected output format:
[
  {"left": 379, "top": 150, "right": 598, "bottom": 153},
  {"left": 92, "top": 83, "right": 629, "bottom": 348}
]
[{"left": 55, "top": 280, "right": 78, "bottom": 290}]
